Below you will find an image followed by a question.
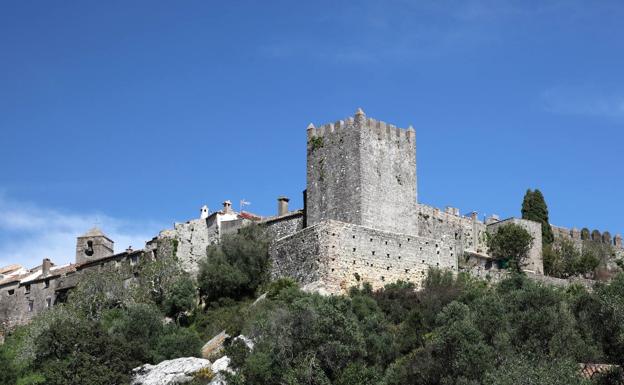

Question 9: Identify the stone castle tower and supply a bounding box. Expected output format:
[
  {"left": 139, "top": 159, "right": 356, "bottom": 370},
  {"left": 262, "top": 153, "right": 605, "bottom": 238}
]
[
  {"left": 306, "top": 108, "right": 418, "bottom": 235},
  {"left": 75, "top": 227, "right": 114, "bottom": 264}
]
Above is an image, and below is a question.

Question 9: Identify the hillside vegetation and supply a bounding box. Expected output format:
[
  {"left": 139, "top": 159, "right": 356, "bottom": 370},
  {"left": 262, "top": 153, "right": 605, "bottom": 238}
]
[{"left": 2, "top": 226, "right": 624, "bottom": 385}]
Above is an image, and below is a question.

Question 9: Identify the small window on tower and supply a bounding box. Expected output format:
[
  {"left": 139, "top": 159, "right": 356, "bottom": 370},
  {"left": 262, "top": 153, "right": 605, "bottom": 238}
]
[
  {"left": 28, "top": 300, "right": 34, "bottom": 312},
  {"left": 85, "top": 240, "right": 94, "bottom": 256},
  {"left": 46, "top": 297, "right": 52, "bottom": 308}
]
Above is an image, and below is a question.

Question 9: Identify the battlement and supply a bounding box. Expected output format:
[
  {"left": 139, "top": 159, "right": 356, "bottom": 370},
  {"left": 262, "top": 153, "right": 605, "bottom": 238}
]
[
  {"left": 552, "top": 224, "right": 623, "bottom": 249},
  {"left": 307, "top": 110, "right": 416, "bottom": 144}
]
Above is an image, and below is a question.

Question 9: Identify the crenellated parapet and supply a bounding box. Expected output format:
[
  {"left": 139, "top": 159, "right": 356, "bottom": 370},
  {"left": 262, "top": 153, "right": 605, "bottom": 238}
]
[
  {"left": 552, "top": 224, "right": 623, "bottom": 249},
  {"left": 306, "top": 109, "right": 416, "bottom": 144}
]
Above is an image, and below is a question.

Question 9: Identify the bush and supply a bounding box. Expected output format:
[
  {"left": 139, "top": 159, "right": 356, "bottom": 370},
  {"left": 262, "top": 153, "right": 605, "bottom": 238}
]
[
  {"left": 163, "top": 275, "right": 197, "bottom": 319},
  {"left": 198, "top": 225, "right": 270, "bottom": 304},
  {"left": 545, "top": 238, "right": 604, "bottom": 279},
  {"left": 0, "top": 344, "right": 18, "bottom": 385},
  {"left": 152, "top": 326, "right": 203, "bottom": 363},
  {"left": 488, "top": 224, "right": 534, "bottom": 273}
]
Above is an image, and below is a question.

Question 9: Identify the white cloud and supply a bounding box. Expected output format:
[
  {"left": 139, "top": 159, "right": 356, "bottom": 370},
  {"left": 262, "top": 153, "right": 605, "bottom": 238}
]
[
  {"left": 0, "top": 194, "right": 166, "bottom": 269},
  {"left": 541, "top": 85, "right": 624, "bottom": 119}
]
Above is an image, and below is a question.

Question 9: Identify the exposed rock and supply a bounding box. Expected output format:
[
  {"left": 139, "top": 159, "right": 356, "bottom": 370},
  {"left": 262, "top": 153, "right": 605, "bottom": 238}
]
[
  {"left": 202, "top": 330, "right": 229, "bottom": 359},
  {"left": 131, "top": 357, "right": 211, "bottom": 385},
  {"left": 203, "top": 356, "right": 233, "bottom": 385},
  {"left": 212, "top": 356, "right": 233, "bottom": 374}
]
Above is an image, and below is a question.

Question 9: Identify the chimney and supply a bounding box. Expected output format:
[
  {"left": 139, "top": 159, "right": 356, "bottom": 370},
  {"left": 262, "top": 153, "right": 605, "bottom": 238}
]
[
  {"left": 42, "top": 258, "right": 52, "bottom": 277},
  {"left": 200, "top": 205, "right": 209, "bottom": 219},
  {"left": 222, "top": 200, "right": 233, "bottom": 214},
  {"left": 277, "top": 196, "right": 290, "bottom": 216}
]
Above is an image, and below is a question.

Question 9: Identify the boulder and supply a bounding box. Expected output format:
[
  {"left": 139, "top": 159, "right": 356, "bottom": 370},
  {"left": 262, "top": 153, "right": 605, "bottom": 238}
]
[
  {"left": 202, "top": 330, "right": 229, "bottom": 359},
  {"left": 206, "top": 356, "right": 233, "bottom": 385},
  {"left": 212, "top": 356, "right": 233, "bottom": 374},
  {"left": 132, "top": 357, "right": 211, "bottom": 385}
]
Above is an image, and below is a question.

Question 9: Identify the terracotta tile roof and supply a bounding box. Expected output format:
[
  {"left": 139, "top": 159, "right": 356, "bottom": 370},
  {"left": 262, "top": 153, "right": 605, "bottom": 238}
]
[
  {"left": 0, "top": 263, "right": 77, "bottom": 286},
  {"left": 238, "top": 211, "right": 262, "bottom": 221},
  {"left": 0, "top": 264, "right": 23, "bottom": 275},
  {"left": 0, "top": 272, "right": 29, "bottom": 286},
  {"left": 579, "top": 363, "right": 620, "bottom": 379}
]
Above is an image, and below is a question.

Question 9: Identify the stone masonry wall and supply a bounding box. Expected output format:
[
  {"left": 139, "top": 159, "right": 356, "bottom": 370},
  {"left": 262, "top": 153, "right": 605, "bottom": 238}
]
[
  {"left": 270, "top": 220, "right": 456, "bottom": 294},
  {"left": 417, "top": 204, "right": 488, "bottom": 256},
  {"left": 262, "top": 212, "right": 304, "bottom": 240},
  {"left": 306, "top": 110, "right": 418, "bottom": 235},
  {"left": 270, "top": 223, "right": 329, "bottom": 291},
  {"left": 551, "top": 224, "right": 624, "bottom": 274},
  {"left": 358, "top": 112, "right": 418, "bottom": 234},
  {"left": 552, "top": 224, "right": 624, "bottom": 257},
  {"left": 158, "top": 217, "right": 219, "bottom": 275},
  {"left": 306, "top": 116, "right": 362, "bottom": 228}
]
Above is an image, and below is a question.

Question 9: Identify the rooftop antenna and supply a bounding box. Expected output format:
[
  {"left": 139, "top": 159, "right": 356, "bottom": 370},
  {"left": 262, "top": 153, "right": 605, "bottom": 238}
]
[{"left": 240, "top": 199, "right": 251, "bottom": 212}]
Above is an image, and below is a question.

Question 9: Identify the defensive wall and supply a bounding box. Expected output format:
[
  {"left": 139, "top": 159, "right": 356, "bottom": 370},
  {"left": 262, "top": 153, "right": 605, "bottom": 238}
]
[
  {"left": 417, "top": 204, "right": 488, "bottom": 255},
  {"left": 551, "top": 224, "right": 623, "bottom": 253},
  {"left": 270, "top": 219, "right": 456, "bottom": 293},
  {"left": 550, "top": 224, "right": 624, "bottom": 275}
]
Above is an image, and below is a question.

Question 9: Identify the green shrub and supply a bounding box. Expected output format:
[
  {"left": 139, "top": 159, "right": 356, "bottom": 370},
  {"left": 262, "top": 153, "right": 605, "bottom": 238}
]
[
  {"left": 198, "top": 225, "right": 270, "bottom": 304},
  {"left": 488, "top": 224, "right": 534, "bottom": 273},
  {"left": 152, "top": 326, "right": 203, "bottom": 363},
  {"left": 163, "top": 275, "right": 197, "bottom": 319}
]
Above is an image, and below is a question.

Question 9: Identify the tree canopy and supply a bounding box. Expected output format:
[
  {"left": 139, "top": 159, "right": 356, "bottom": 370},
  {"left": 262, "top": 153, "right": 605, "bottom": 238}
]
[
  {"left": 488, "top": 223, "right": 534, "bottom": 273},
  {"left": 522, "top": 189, "right": 554, "bottom": 245}
]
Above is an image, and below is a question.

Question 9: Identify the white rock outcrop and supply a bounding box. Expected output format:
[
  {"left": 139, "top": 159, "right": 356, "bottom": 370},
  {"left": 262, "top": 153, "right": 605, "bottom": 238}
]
[
  {"left": 208, "top": 356, "right": 233, "bottom": 385},
  {"left": 211, "top": 356, "right": 233, "bottom": 374},
  {"left": 131, "top": 357, "right": 212, "bottom": 385}
]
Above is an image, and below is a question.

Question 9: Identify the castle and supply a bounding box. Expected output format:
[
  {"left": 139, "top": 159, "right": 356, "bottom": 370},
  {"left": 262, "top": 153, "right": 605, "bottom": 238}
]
[{"left": 1, "top": 108, "right": 623, "bottom": 330}]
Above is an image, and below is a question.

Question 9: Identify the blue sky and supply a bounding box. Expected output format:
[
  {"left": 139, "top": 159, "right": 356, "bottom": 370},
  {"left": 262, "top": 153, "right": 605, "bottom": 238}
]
[{"left": 1, "top": 1, "right": 623, "bottom": 267}]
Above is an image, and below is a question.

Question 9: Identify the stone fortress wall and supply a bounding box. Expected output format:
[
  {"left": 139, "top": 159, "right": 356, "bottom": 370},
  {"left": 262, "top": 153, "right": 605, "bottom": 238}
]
[
  {"left": 551, "top": 224, "right": 623, "bottom": 251},
  {"left": 417, "top": 205, "right": 488, "bottom": 256},
  {"left": 550, "top": 224, "right": 624, "bottom": 273},
  {"left": 271, "top": 219, "right": 456, "bottom": 294}
]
